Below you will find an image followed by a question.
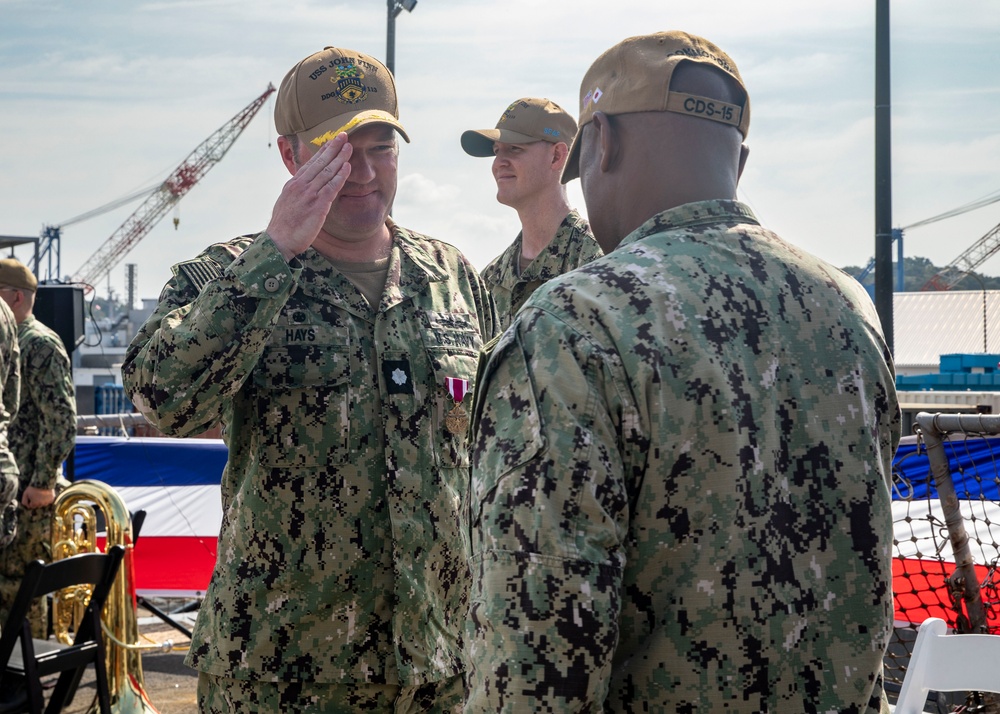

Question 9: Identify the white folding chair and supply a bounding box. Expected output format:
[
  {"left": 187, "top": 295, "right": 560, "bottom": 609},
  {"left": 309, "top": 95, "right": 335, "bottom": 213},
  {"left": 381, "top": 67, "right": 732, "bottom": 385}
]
[{"left": 894, "top": 617, "right": 1000, "bottom": 714}]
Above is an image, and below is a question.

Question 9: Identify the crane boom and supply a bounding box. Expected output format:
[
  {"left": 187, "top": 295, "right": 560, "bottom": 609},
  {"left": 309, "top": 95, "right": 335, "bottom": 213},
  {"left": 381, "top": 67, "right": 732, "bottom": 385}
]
[
  {"left": 71, "top": 83, "right": 275, "bottom": 287},
  {"left": 920, "top": 220, "right": 1000, "bottom": 291}
]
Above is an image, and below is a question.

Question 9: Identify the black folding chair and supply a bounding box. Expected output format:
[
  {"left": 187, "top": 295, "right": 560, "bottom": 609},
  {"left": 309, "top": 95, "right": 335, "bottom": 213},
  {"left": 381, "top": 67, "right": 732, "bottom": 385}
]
[{"left": 0, "top": 545, "right": 125, "bottom": 713}]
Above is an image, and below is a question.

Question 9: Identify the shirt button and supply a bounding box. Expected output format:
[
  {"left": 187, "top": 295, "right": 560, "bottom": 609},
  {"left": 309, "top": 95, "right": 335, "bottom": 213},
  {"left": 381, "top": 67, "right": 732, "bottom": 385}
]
[{"left": 264, "top": 277, "right": 280, "bottom": 293}]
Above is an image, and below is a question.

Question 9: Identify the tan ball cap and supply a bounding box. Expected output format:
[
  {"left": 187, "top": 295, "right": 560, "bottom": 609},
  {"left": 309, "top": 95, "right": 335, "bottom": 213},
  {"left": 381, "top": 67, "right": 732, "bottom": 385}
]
[
  {"left": 0, "top": 258, "right": 38, "bottom": 292},
  {"left": 274, "top": 46, "right": 410, "bottom": 149},
  {"left": 562, "top": 31, "right": 750, "bottom": 182},
  {"left": 461, "top": 97, "right": 577, "bottom": 157}
]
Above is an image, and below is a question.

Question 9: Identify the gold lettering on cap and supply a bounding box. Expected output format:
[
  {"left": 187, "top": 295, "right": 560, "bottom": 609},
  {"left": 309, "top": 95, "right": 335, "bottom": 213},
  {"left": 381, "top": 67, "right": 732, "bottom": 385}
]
[{"left": 309, "top": 114, "right": 401, "bottom": 147}]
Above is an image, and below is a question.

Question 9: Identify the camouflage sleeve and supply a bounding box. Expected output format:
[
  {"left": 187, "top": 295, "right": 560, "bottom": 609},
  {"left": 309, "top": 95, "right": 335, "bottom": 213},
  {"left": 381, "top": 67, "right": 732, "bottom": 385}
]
[
  {"left": 2, "top": 325, "right": 19, "bottom": 431},
  {"left": 473, "top": 263, "right": 500, "bottom": 346},
  {"left": 0, "top": 308, "right": 19, "bottom": 503},
  {"left": 847, "top": 277, "right": 902, "bottom": 483},
  {"left": 576, "top": 229, "right": 604, "bottom": 265},
  {"left": 466, "top": 306, "right": 627, "bottom": 712},
  {"left": 122, "top": 233, "right": 299, "bottom": 437},
  {"left": 24, "top": 334, "right": 75, "bottom": 488}
]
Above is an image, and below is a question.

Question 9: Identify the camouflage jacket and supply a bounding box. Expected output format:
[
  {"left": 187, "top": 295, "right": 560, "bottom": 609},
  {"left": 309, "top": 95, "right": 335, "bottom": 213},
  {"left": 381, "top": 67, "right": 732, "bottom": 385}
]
[
  {"left": 481, "top": 209, "right": 602, "bottom": 331},
  {"left": 123, "top": 224, "right": 497, "bottom": 685},
  {"left": 466, "top": 200, "right": 901, "bottom": 712},
  {"left": 10, "top": 314, "right": 76, "bottom": 490},
  {"left": 0, "top": 301, "right": 19, "bottom": 532}
]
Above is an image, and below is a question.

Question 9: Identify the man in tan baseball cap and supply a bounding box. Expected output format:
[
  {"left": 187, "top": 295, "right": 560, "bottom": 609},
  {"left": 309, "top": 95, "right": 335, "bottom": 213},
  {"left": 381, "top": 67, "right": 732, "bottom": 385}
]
[
  {"left": 561, "top": 30, "right": 750, "bottom": 186},
  {"left": 0, "top": 258, "right": 38, "bottom": 294},
  {"left": 123, "top": 45, "right": 496, "bottom": 712},
  {"left": 274, "top": 46, "right": 410, "bottom": 153},
  {"left": 0, "top": 257, "right": 76, "bottom": 646},
  {"left": 465, "top": 30, "right": 898, "bottom": 714},
  {"left": 461, "top": 98, "right": 602, "bottom": 329}
]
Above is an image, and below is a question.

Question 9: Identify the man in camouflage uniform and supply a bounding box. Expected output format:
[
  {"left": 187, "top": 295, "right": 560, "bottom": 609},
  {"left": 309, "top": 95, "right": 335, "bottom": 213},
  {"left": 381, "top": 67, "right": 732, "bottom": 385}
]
[
  {"left": 465, "top": 32, "right": 900, "bottom": 713},
  {"left": 461, "top": 98, "right": 602, "bottom": 329},
  {"left": 0, "top": 259, "right": 76, "bottom": 637},
  {"left": 123, "top": 46, "right": 495, "bottom": 713},
  {"left": 0, "top": 298, "right": 19, "bottom": 551}
]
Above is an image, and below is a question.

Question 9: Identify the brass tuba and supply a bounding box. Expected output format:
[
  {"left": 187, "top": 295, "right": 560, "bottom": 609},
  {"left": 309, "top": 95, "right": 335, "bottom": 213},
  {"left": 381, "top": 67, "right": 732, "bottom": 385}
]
[{"left": 52, "top": 479, "right": 159, "bottom": 714}]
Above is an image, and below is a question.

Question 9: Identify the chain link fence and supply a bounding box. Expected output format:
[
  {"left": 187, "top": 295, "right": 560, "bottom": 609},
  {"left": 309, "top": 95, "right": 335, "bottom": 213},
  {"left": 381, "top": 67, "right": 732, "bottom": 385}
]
[{"left": 888, "top": 412, "right": 1000, "bottom": 712}]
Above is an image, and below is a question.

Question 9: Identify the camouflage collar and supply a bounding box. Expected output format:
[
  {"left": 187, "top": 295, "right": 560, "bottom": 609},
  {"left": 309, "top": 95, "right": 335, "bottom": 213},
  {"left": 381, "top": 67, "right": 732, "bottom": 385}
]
[
  {"left": 390, "top": 221, "right": 451, "bottom": 285},
  {"left": 294, "top": 221, "right": 450, "bottom": 314},
  {"left": 490, "top": 209, "right": 588, "bottom": 284},
  {"left": 620, "top": 199, "right": 759, "bottom": 250},
  {"left": 17, "top": 313, "right": 36, "bottom": 337}
]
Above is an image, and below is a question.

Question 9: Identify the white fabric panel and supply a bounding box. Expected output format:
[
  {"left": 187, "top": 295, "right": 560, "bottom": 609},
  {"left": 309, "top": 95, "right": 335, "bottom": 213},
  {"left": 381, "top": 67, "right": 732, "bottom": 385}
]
[{"left": 116, "top": 485, "right": 223, "bottom": 537}]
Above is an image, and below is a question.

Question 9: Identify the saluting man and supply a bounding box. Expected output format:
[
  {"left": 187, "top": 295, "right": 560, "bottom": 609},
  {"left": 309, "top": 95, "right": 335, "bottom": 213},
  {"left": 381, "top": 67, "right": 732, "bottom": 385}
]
[{"left": 124, "top": 45, "right": 496, "bottom": 712}]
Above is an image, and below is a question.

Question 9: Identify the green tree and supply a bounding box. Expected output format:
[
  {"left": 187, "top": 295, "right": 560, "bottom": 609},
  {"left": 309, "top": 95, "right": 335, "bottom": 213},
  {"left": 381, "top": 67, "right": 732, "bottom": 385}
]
[{"left": 843, "top": 256, "right": 1000, "bottom": 292}]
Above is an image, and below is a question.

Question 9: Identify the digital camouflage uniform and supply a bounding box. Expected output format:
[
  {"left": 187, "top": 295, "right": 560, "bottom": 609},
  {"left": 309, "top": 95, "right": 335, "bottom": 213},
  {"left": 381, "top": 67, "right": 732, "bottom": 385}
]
[
  {"left": 0, "top": 314, "right": 76, "bottom": 636},
  {"left": 481, "top": 209, "right": 602, "bottom": 331},
  {"left": 466, "top": 199, "right": 901, "bottom": 713},
  {"left": 0, "top": 301, "right": 19, "bottom": 548},
  {"left": 122, "top": 224, "right": 496, "bottom": 707}
]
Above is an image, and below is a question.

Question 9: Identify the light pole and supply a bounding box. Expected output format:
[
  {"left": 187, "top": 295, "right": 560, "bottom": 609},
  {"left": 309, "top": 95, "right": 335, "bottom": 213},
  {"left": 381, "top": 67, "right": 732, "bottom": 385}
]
[
  {"left": 386, "top": 0, "right": 417, "bottom": 76},
  {"left": 874, "top": 0, "right": 893, "bottom": 353},
  {"left": 967, "top": 271, "right": 988, "bottom": 353}
]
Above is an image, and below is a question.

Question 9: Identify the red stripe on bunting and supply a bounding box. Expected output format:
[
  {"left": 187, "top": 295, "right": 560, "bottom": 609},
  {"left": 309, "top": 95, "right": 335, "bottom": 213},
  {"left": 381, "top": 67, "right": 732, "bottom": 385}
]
[
  {"left": 98, "top": 535, "right": 218, "bottom": 595},
  {"left": 892, "top": 557, "right": 996, "bottom": 628}
]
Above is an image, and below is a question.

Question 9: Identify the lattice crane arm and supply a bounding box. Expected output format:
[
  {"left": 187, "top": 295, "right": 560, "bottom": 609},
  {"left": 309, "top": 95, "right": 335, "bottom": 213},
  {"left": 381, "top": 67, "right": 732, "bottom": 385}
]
[
  {"left": 920, "top": 220, "right": 1000, "bottom": 291},
  {"left": 71, "top": 83, "right": 275, "bottom": 288}
]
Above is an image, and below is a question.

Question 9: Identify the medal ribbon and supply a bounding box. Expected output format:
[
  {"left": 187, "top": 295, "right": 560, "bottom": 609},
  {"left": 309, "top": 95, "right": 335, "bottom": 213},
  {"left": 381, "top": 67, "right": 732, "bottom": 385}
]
[{"left": 445, "top": 377, "right": 468, "bottom": 403}]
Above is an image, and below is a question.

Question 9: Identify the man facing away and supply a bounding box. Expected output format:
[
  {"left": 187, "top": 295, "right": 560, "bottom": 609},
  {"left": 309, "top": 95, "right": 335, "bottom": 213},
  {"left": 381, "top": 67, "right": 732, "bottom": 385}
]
[
  {"left": 123, "top": 45, "right": 496, "bottom": 713},
  {"left": 464, "top": 31, "right": 900, "bottom": 713},
  {"left": 461, "top": 98, "right": 602, "bottom": 329},
  {"left": 0, "top": 259, "right": 76, "bottom": 638}
]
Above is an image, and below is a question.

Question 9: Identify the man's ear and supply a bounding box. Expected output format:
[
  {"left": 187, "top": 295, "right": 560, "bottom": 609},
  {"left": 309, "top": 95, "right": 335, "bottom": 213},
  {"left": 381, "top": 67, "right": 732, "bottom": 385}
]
[
  {"left": 276, "top": 136, "right": 299, "bottom": 176},
  {"left": 591, "top": 112, "right": 619, "bottom": 175},
  {"left": 552, "top": 141, "right": 569, "bottom": 173},
  {"left": 737, "top": 142, "right": 750, "bottom": 182}
]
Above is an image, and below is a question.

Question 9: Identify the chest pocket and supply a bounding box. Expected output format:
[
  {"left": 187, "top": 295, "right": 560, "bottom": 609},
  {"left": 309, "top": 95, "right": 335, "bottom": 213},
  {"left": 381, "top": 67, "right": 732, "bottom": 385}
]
[
  {"left": 253, "top": 340, "right": 352, "bottom": 468},
  {"left": 426, "top": 347, "right": 481, "bottom": 470},
  {"left": 419, "top": 312, "right": 484, "bottom": 470}
]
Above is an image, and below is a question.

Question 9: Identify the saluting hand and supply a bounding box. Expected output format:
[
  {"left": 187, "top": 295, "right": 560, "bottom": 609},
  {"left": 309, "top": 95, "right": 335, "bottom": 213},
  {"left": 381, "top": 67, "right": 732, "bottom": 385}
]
[{"left": 267, "top": 133, "right": 353, "bottom": 261}]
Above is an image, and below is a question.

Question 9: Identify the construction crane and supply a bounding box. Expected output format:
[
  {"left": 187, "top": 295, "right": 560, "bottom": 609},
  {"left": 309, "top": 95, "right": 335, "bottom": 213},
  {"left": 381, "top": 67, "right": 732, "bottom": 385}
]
[
  {"left": 36, "top": 184, "right": 159, "bottom": 282},
  {"left": 50, "top": 83, "right": 275, "bottom": 289},
  {"left": 855, "top": 228, "right": 904, "bottom": 287},
  {"left": 921, "top": 219, "right": 1000, "bottom": 290},
  {"left": 854, "top": 190, "right": 1000, "bottom": 291}
]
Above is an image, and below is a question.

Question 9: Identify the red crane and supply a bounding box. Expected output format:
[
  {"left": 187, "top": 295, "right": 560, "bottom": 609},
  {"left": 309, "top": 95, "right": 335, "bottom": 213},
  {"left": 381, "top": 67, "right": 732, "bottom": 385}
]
[
  {"left": 920, "top": 220, "right": 1000, "bottom": 291},
  {"left": 62, "top": 83, "right": 275, "bottom": 288}
]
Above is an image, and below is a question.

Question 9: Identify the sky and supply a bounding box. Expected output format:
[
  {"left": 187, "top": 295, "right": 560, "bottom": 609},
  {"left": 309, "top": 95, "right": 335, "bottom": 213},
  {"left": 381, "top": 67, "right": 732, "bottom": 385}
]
[{"left": 1, "top": 0, "right": 999, "bottom": 307}]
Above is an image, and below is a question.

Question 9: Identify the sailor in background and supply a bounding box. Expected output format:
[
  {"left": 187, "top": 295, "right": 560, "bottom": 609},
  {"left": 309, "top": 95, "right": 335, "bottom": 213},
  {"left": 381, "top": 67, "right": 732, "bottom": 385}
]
[
  {"left": 461, "top": 97, "right": 602, "bottom": 330},
  {"left": 0, "top": 259, "right": 75, "bottom": 638}
]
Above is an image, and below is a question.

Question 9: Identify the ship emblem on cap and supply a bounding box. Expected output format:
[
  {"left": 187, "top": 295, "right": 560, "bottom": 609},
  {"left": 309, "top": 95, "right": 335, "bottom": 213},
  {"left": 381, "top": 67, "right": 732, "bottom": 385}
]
[
  {"left": 331, "top": 62, "right": 367, "bottom": 104},
  {"left": 498, "top": 100, "right": 526, "bottom": 123}
]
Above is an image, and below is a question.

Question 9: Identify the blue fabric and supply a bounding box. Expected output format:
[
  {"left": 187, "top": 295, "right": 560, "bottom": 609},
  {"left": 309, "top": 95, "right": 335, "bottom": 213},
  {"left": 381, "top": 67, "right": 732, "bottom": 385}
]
[
  {"left": 892, "top": 435, "right": 1000, "bottom": 501},
  {"left": 73, "top": 436, "right": 226, "bottom": 487}
]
